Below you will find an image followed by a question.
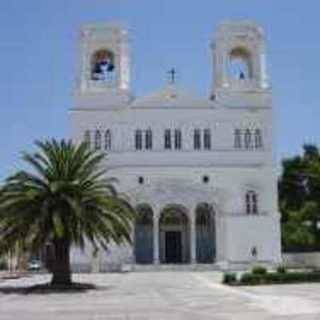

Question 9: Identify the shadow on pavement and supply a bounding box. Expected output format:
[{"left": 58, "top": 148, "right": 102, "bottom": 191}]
[{"left": 0, "top": 282, "right": 114, "bottom": 295}]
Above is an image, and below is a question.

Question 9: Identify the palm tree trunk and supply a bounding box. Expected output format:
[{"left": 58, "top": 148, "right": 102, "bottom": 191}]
[{"left": 51, "top": 239, "right": 72, "bottom": 286}]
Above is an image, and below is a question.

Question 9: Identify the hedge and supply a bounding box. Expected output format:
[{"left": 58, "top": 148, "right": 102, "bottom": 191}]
[
  {"left": 222, "top": 272, "right": 237, "bottom": 284},
  {"left": 239, "top": 271, "right": 320, "bottom": 285},
  {"left": 223, "top": 267, "right": 320, "bottom": 286},
  {"left": 251, "top": 266, "right": 267, "bottom": 275}
]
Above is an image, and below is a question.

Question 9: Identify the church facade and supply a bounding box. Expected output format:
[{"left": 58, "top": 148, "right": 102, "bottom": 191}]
[{"left": 70, "top": 21, "right": 282, "bottom": 271}]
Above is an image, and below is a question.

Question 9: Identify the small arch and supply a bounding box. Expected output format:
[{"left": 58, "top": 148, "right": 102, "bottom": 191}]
[
  {"left": 203, "top": 129, "right": 211, "bottom": 150},
  {"left": 195, "top": 203, "right": 216, "bottom": 263},
  {"left": 254, "top": 129, "right": 263, "bottom": 149},
  {"left": 159, "top": 204, "right": 190, "bottom": 264},
  {"left": 234, "top": 129, "right": 242, "bottom": 149},
  {"left": 91, "top": 49, "right": 115, "bottom": 82},
  {"left": 246, "top": 190, "right": 259, "bottom": 215},
  {"left": 94, "top": 130, "right": 102, "bottom": 150},
  {"left": 104, "top": 129, "right": 112, "bottom": 150},
  {"left": 164, "top": 129, "right": 172, "bottom": 150},
  {"left": 135, "top": 129, "right": 143, "bottom": 150},
  {"left": 145, "top": 128, "right": 153, "bottom": 150},
  {"left": 174, "top": 129, "right": 182, "bottom": 150},
  {"left": 135, "top": 204, "right": 154, "bottom": 264},
  {"left": 84, "top": 130, "right": 91, "bottom": 148},
  {"left": 194, "top": 129, "right": 201, "bottom": 150},
  {"left": 244, "top": 129, "right": 252, "bottom": 149},
  {"left": 229, "top": 47, "right": 252, "bottom": 80},
  {"left": 160, "top": 204, "right": 189, "bottom": 217}
]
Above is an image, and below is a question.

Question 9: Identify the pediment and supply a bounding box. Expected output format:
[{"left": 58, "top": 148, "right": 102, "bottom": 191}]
[{"left": 131, "top": 85, "right": 213, "bottom": 109}]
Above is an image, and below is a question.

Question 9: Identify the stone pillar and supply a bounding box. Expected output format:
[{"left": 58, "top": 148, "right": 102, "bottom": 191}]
[
  {"left": 190, "top": 213, "right": 196, "bottom": 264},
  {"left": 153, "top": 214, "right": 159, "bottom": 264},
  {"left": 260, "top": 52, "right": 269, "bottom": 89}
]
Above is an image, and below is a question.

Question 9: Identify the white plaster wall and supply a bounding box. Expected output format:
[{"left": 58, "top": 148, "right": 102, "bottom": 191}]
[
  {"left": 283, "top": 253, "right": 320, "bottom": 268},
  {"left": 68, "top": 106, "right": 280, "bottom": 268},
  {"left": 221, "top": 215, "right": 281, "bottom": 263}
]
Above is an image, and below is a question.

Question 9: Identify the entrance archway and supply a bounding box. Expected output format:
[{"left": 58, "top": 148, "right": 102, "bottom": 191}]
[
  {"left": 159, "top": 205, "right": 190, "bottom": 264},
  {"left": 134, "top": 204, "right": 153, "bottom": 264},
  {"left": 196, "top": 203, "right": 216, "bottom": 263}
]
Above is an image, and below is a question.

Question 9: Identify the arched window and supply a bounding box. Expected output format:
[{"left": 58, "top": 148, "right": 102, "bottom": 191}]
[
  {"left": 229, "top": 47, "right": 252, "bottom": 80},
  {"left": 246, "top": 191, "right": 258, "bottom": 215},
  {"left": 164, "top": 129, "right": 172, "bottom": 150},
  {"left": 135, "top": 204, "right": 154, "bottom": 264},
  {"left": 203, "top": 129, "right": 211, "bottom": 150},
  {"left": 135, "top": 129, "right": 143, "bottom": 150},
  {"left": 234, "top": 129, "right": 242, "bottom": 149},
  {"left": 145, "top": 129, "right": 153, "bottom": 150},
  {"left": 196, "top": 203, "right": 216, "bottom": 263},
  {"left": 194, "top": 129, "right": 201, "bottom": 150},
  {"left": 94, "top": 130, "right": 102, "bottom": 150},
  {"left": 254, "top": 129, "right": 263, "bottom": 149},
  {"left": 244, "top": 129, "right": 252, "bottom": 149},
  {"left": 174, "top": 129, "right": 182, "bottom": 150},
  {"left": 105, "top": 130, "right": 112, "bottom": 150},
  {"left": 91, "top": 49, "right": 115, "bottom": 82},
  {"left": 84, "top": 130, "right": 91, "bottom": 148}
]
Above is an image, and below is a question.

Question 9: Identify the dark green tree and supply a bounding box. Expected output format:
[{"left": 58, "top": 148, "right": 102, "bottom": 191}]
[
  {"left": 279, "top": 144, "right": 320, "bottom": 250},
  {"left": 0, "top": 139, "right": 134, "bottom": 286}
]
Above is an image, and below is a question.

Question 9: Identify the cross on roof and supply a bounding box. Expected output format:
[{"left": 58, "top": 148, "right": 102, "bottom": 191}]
[{"left": 168, "top": 68, "right": 177, "bottom": 84}]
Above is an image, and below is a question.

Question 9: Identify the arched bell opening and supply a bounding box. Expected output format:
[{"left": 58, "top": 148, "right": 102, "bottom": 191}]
[
  {"left": 196, "top": 203, "right": 216, "bottom": 263},
  {"left": 134, "top": 204, "right": 154, "bottom": 264},
  {"left": 91, "top": 49, "right": 116, "bottom": 82},
  {"left": 159, "top": 205, "right": 190, "bottom": 264},
  {"left": 228, "top": 47, "right": 253, "bottom": 81}
]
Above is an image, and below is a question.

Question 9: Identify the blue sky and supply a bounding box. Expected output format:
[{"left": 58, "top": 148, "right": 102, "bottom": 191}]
[{"left": 0, "top": 0, "right": 319, "bottom": 180}]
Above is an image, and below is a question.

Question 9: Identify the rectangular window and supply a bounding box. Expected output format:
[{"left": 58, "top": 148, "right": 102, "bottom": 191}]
[
  {"left": 203, "top": 129, "right": 211, "bottom": 150},
  {"left": 174, "top": 129, "right": 182, "bottom": 150},
  {"left": 145, "top": 129, "right": 153, "bottom": 150},
  {"left": 254, "top": 129, "right": 263, "bottom": 149},
  {"left": 135, "top": 130, "right": 142, "bottom": 150},
  {"left": 164, "top": 129, "right": 172, "bottom": 149},
  {"left": 244, "top": 130, "right": 252, "bottom": 149},
  {"left": 84, "top": 130, "right": 91, "bottom": 148},
  {"left": 246, "top": 192, "right": 259, "bottom": 215},
  {"left": 234, "top": 129, "right": 242, "bottom": 149},
  {"left": 105, "top": 130, "right": 111, "bottom": 150},
  {"left": 94, "top": 130, "right": 102, "bottom": 150},
  {"left": 194, "top": 129, "right": 201, "bottom": 150}
]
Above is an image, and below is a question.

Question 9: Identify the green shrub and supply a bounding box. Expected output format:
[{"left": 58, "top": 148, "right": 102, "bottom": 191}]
[
  {"left": 239, "top": 271, "right": 320, "bottom": 285},
  {"left": 240, "top": 273, "right": 261, "bottom": 285},
  {"left": 251, "top": 265, "right": 267, "bottom": 275},
  {"left": 276, "top": 265, "right": 287, "bottom": 274},
  {"left": 222, "top": 272, "right": 237, "bottom": 284}
]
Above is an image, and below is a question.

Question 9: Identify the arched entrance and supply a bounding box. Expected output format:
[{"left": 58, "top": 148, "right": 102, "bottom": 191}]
[
  {"left": 135, "top": 204, "right": 153, "bottom": 264},
  {"left": 159, "top": 205, "right": 190, "bottom": 264},
  {"left": 196, "top": 203, "right": 216, "bottom": 263}
]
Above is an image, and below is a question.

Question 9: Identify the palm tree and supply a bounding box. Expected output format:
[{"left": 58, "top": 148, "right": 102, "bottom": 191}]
[{"left": 0, "top": 139, "right": 134, "bottom": 286}]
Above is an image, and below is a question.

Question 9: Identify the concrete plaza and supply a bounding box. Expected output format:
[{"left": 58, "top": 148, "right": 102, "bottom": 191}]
[{"left": 1, "top": 272, "right": 320, "bottom": 319}]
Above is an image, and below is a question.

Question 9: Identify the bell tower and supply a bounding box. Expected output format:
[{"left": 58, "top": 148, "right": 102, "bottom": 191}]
[
  {"left": 74, "top": 23, "right": 131, "bottom": 108},
  {"left": 211, "top": 21, "right": 271, "bottom": 106}
]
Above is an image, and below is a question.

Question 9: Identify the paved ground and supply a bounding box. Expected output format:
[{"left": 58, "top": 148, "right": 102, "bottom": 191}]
[{"left": 1, "top": 272, "right": 320, "bottom": 319}]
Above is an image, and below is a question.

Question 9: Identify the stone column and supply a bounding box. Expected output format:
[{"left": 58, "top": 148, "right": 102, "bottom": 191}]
[
  {"left": 190, "top": 213, "right": 196, "bottom": 264},
  {"left": 153, "top": 214, "right": 159, "bottom": 264},
  {"left": 260, "top": 52, "right": 269, "bottom": 89}
]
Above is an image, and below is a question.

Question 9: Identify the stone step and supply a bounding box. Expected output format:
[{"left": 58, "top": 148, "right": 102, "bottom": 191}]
[{"left": 131, "top": 264, "right": 221, "bottom": 272}]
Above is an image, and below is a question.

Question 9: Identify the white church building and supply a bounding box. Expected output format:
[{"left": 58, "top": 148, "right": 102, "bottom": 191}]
[{"left": 70, "top": 21, "right": 282, "bottom": 271}]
